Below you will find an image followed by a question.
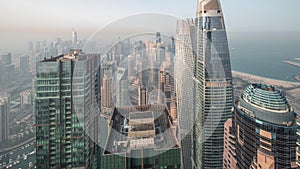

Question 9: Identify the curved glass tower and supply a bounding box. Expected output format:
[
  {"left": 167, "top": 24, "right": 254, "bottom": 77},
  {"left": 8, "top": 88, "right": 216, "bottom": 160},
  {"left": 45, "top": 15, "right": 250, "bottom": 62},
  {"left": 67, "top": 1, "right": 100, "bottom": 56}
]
[
  {"left": 194, "top": 0, "right": 233, "bottom": 168},
  {"left": 234, "top": 84, "right": 298, "bottom": 169}
]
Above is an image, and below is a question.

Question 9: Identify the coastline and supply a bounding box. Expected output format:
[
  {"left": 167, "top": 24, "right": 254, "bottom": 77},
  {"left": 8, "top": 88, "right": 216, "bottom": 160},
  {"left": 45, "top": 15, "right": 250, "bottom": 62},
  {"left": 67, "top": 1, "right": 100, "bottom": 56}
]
[
  {"left": 232, "top": 71, "right": 300, "bottom": 88},
  {"left": 283, "top": 61, "right": 300, "bottom": 67},
  {"left": 294, "top": 75, "right": 300, "bottom": 82}
]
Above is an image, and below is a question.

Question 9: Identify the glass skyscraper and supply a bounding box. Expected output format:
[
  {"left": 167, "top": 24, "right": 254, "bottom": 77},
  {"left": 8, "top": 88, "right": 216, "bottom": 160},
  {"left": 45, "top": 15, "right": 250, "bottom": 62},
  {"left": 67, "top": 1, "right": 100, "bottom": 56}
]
[
  {"left": 232, "top": 84, "right": 298, "bottom": 169},
  {"left": 194, "top": 0, "right": 233, "bottom": 168},
  {"left": 35, "top": 50, "right": 100, "bottom": 169}
]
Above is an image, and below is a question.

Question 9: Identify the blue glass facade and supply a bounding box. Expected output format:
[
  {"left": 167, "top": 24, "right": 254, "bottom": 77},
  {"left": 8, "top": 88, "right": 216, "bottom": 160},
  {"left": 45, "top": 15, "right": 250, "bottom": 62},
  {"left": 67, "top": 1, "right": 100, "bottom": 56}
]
[{"left": 194, "top": 0, "right": 233, "bottom": 168}]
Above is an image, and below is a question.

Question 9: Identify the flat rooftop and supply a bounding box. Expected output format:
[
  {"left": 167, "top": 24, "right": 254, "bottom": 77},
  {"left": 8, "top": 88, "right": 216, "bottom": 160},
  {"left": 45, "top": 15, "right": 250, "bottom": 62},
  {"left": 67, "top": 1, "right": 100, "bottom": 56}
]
[{"left": 104, "top": 104, "right": 179, "bottom": 155}]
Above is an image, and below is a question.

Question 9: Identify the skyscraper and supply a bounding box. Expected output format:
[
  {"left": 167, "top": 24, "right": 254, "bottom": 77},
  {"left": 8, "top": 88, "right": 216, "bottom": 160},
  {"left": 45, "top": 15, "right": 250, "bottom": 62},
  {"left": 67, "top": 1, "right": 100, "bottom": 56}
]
[
  {"left": 0, "top": 53, "right": 15, "bottom": 87},
  {"left": 116, "top": 67, "right": 129, "bottom": 107},
  {"left": 138, "top": 85, "right": 149, "bottom": 106},
  {"left": 101, "top": 74, "right": 113, "bottom": 108},
  {"left": 35, "top": 50, "right": 99, "bottom": 169},
  {"left": 158, "top": 57, "right": 173, "bottom": 110},
  {"left": 72, "top": 31, "right": 78, "bottom": 47},
  {"left": 0, "top": 96, "right": 9, "bottom": 144},
  {"left": 20, "top": 55, "right": 31, "bottom": 80},
  {"left": 194, "top": 0, "right": 233, "bottom": 168},
  {"left": 229, "top": 84, "right": 298, "bottom": 169},
  {"left": 175, "top": 18, "right": 196, "bottom": 169}
]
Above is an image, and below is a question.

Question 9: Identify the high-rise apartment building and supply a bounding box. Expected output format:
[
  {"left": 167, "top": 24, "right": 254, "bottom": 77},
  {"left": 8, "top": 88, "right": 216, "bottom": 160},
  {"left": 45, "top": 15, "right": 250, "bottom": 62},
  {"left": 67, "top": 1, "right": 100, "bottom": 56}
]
[
  {"left": 223, "top": 118, "right": 236, "bottom": 169},
  {"left": 35, "top": 50, "right": 100, "bottom": 169},
  {"left": 0, "top": 96, "right": 10, "bottom": 144},
  {"left": 228, "top": 84, "right": 298, "bottom": 169},
  {"left": 193, "top": 0, "right": 233, "bottom": 168}
]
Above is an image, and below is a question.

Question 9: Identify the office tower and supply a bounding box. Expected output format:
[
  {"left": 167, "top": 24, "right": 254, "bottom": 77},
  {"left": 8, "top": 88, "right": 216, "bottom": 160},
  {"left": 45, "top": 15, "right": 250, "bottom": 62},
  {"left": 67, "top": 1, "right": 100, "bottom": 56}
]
[
  {"left": 20, "top": 90, "right": 32, "bottom": 111},
  {"left": 35, "top": 50, "right": 99, "bottom": 169},
  {"left": 138, "top": 85, "right": 149, "bottom": 106},
  {"left": 0, "top": 53, "right": 15, "bottom": 87},
  {"left": 101, "top": 74, "right": 113, "bottom": 108},
  {"left": 0, "top": 96, "right": 9, "bottom": 144},
  {"left": 101, "top": 104, "right": 181, "bottom": 168},
  {"left": 175, "top": 18, "right": 196, "bottom": 169},
  {"left": 116, "top": 67, "right": 129, "bottom": 107},
  {"left": 20, "top": 55, "right": 31, "bottom": 80},
  {"left": 194, "top": 0, "right": 233, "bottom": 168},
  {"left": 230, "top": 84, "right": 298, "bottom": 169}
]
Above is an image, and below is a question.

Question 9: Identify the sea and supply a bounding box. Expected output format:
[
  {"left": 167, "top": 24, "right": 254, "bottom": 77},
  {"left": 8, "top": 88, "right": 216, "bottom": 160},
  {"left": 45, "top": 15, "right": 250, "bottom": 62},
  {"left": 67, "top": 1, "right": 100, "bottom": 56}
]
[{"left": 228, "top": 32, "right": 300, "bottom": 82}]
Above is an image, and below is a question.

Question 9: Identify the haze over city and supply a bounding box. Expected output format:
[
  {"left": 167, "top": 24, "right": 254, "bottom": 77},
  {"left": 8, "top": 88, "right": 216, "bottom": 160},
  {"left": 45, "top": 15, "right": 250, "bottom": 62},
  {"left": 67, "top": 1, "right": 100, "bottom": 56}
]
[
  {"left": 0, "top": 0, "right": 300, "bottom": 169},
  {"left": 1, "top": 0, "right": 300, "bottom": 53}
]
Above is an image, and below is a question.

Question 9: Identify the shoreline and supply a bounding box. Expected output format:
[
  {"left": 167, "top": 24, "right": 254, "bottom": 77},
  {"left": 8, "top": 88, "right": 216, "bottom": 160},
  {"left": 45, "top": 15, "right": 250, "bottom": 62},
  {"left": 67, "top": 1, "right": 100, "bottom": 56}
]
[
  {"left": 232, "top": 71, "right": 300, "bottom": 88},
  {"left": 294, "top": 75, "right": 300, "bottom": 82},
  {"left": 283, "top": 61, "right": 300, "bottom": 67}
]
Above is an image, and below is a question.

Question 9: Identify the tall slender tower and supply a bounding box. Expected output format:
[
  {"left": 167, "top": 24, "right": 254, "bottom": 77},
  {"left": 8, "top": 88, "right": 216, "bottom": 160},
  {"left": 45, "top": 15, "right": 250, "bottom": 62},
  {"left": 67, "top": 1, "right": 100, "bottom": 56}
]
[
  {"left": 35, "top": 50, "right": 99, "bottom": 169},
  {"left": 175, "top": 18, "right": 196, "bottom": 169},
  {"left": 194, "top": 0, "right": 233, "bottom": 168},
  {"left": 101, "top": 74, "right": 113, "bottom": 108},
  {"left": 0, "top": 96, "right": 10, "bottom": 144}
]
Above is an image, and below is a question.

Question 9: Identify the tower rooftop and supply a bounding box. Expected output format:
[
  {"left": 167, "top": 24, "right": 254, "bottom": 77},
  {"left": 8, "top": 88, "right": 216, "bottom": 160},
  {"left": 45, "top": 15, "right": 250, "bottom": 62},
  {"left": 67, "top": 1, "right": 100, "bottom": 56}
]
[{"left": 197, "top": 0, "right": 222, "bottom": 16}]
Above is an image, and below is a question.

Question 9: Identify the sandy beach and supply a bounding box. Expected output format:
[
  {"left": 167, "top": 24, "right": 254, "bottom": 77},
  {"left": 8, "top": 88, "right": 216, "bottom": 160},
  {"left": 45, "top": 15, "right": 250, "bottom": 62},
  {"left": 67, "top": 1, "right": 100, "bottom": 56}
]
[
  {"left": 232, "top": 71, "right": 300, "bottom": 88},
  {"left": 283, "top": 61, "right": 300, "bottom": 67}
]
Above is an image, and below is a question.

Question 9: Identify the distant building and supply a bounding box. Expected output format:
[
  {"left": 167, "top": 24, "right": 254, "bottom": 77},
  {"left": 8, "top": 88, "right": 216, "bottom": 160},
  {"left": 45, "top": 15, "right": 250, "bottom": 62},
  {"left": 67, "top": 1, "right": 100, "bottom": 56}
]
[
  {"left": 115, "top": 67, "right": 129, "bottom": 107},
  {"left": 20, "top": 90, "right": 32, "bottom": 111},
  {"left": 226, "top": 84, "right": 298, "bottom": 169},
  {"left": 35, "top": 50, "right": 100, "bottom": 169},
  {"left": 72, "top": 31, "right": 78, "bottom": 48},
  {"left": 101, "top": 74, "right": 113, "bottom": 108},
  {"left": 0, "top": 96, "right": 10, "bottom": 144},
  {"left": 138, "top": 85, "right": 149, "bottom": 106},
  {"left": 158, "top": 57, "right": 173, "bottom": 110},
  {"left": 127, "top": 55, "right": 135, "bottom": 79},
  {"left": 19, "top": 55, "right": 31, "bottom": 80},
  {"left": 101, "top": 104, "right": 181, "bottom": 169},
  {"left": 0, "top": 53, "right": 15, "bottom": 87}
]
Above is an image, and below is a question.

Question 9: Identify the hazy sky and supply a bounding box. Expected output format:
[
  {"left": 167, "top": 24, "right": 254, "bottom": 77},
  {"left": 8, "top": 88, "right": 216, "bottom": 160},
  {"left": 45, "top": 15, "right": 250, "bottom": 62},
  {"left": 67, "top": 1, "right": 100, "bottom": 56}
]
[{"left": 1, "top": 0, "right": 300, "bottom": 33}]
